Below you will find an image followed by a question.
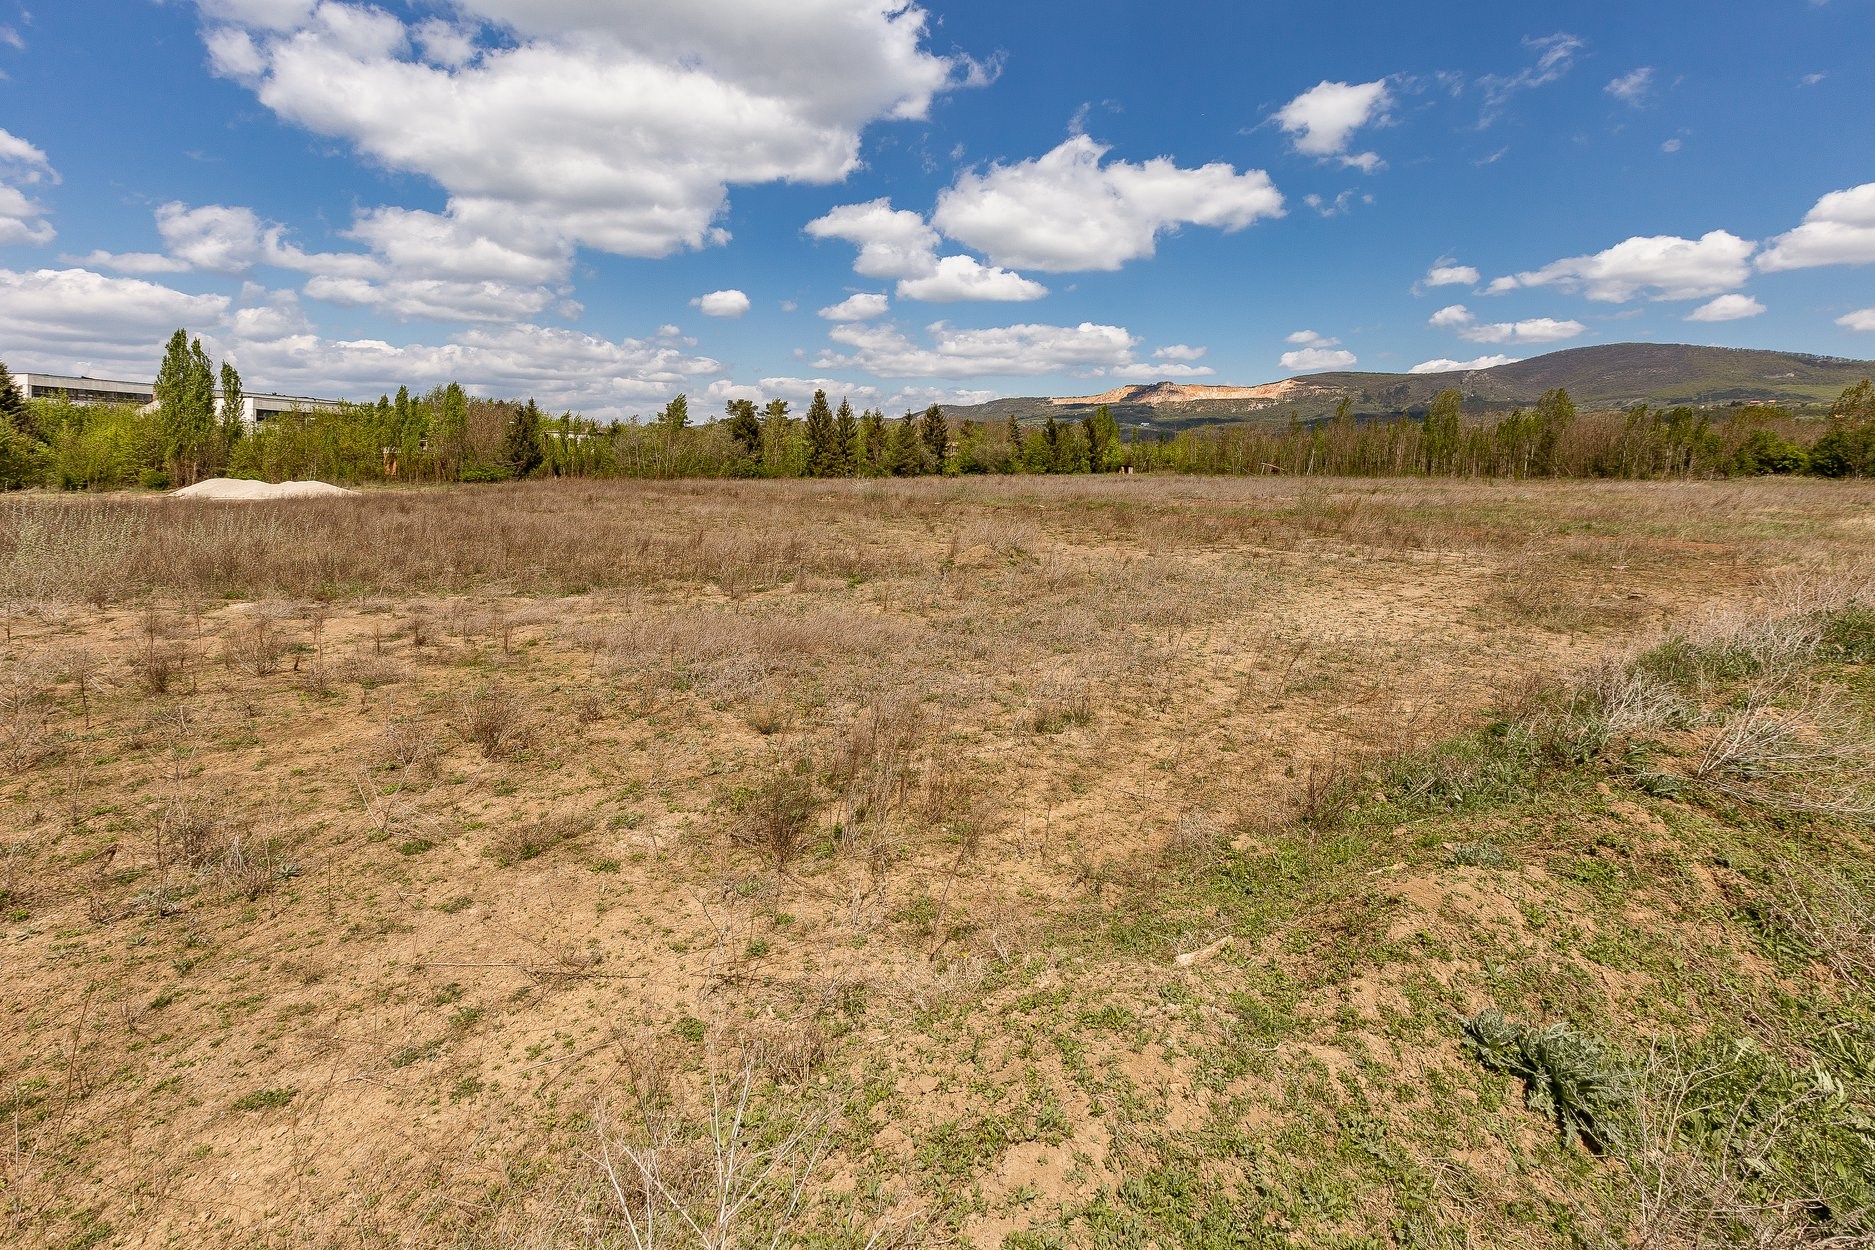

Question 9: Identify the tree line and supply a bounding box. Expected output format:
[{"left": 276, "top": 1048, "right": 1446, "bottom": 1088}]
[{"left": 2, "top": 330, "right": 1874, "bottom": 490}]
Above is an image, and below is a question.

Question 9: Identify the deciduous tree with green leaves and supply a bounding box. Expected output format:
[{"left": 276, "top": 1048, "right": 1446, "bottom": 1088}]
[{"left": 152, "top": 329, "right": 219, "bottom": 484}]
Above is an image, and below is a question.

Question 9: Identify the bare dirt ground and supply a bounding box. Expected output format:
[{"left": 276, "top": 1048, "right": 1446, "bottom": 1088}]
[{"left": 3, "top": 475, "right": 1871, "bottom": 1248}]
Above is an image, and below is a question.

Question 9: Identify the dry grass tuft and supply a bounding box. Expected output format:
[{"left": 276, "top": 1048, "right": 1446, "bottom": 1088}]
[
  {"left": 735, "top": 770, "right": 819, "bottom": 869},
  {"left": 221, "top": 618, "right": 284, "bottom": 676},
  {"left": 455, "top": 682, "right": 532, "bottom": 760}
]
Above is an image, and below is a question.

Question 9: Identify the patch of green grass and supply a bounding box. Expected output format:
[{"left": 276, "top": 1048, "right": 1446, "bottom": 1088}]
[{"left": 231, "top": 1087, "right": 298, "bottom": 1111}]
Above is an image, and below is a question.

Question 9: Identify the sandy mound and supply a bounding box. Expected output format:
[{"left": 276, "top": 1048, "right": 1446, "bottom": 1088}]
[{"left": 170, "top": 478, "right": 359, "bottom": 501}]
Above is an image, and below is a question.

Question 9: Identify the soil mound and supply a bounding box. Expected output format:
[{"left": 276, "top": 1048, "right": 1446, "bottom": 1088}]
[{"left": 170, "top": 477, "right": 359, "bottom": 501}]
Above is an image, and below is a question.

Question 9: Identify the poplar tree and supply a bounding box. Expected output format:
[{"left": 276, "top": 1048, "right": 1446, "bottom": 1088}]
[
  {"left": 654, "top": 393, "right": 689, "bottom": 476},
  {"left": 1531, "top": 387, "right": 1576, "bottom": 476},
  {"left": 218, "top": 360, "right": 245, "bottom": 458},
  {"left": 153, "top": 329, "right": 217, "bottom": 482},
  {"left": 434, "top": 382, "right": 470, "bottom": 478},
  {"left": 760, "top": 399, "right": 791, "bottom": 471},
  {"left": 804, "top": 389, "right": 836, "bottom": 476},
  {"left": 1422, "top": 389, "right": 1463, "bottom": 475},
  {"left": 833, "top": 397, "right": 859, "bottom": 475}
]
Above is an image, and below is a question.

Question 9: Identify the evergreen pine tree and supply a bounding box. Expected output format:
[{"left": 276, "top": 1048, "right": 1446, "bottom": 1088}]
[
  {"left": 1088, "top": 404, "right": 1119, "bottom": 472},
  {"left": 0, "top": 359, "right": 28, "bottom": 434},
  {"left": 724, "top": 398, "right": 762, "bottom": 456},
  {"left": 504, "top": 398, "right": 545, "bottom": 477},
  {"left": 888, "top": 413, "right": 923, "bottom": 475},
  {"left": 920, "top": 404, "right": 949, "bottom": 471},
  {"left": 860, "top": 408, "right": 887, "bottom": 474},
  {"left": 803, "top": 389, "right": 836, "bottom": 476},
  {"left": 833, "top": 398, "right": 859, "bottom": 475}
]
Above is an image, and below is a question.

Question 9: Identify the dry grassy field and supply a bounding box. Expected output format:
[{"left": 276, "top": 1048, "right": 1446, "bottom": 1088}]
[{"left": 4, "top": 475, "right": 1875, "bottom": 1249}]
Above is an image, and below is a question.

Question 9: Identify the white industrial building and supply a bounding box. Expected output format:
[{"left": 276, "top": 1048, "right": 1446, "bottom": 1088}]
[{"left": 19, "top": 373, "right": 350, "bottom": 424}]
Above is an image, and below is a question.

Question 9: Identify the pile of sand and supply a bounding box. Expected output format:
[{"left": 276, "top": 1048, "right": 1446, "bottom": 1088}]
[{"left": 169, "top": 478, "right": 359, "bottom": 501}]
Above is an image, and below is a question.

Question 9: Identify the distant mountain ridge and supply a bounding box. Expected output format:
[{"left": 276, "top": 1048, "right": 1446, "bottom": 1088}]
[
  {"left": 942, "top": 343, "right": 1875, "bottom": 430},
  {"left": 1047, "top": 379, "right": 1311, "bottom": 407}
]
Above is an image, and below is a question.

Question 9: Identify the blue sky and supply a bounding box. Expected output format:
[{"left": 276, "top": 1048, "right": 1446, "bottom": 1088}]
[{"left": 0, "top": 0, "right": 1871, "bottom": 418}]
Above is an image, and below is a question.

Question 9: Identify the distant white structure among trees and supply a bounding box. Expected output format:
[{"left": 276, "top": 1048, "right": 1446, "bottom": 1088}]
[{"left": 18, "top": 372, "right": 346, "bottom": 424}]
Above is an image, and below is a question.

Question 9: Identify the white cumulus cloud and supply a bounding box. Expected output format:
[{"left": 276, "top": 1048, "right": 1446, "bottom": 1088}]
[
  {"left": 930, "top": 135, "right": 1283, "bottom": 272},
  {"left": 1497, "top": 231, "right": 1755, "bottom": 301},
  {"left": 815, "top": 319, "right": 1140, "bottom": 379},
  {"left": 79, "top": 199, "right": 571, "bottom": 323},
  {"left": 0, "top": 127, "right": 56, "bottom": 246},
  {"left": 1154, "top": 344, "right": 1207, "bottom": 361},
  {"left": 896, "top": 255, "right": 1047, "bottom": 302},
  {"left": 1409, "top": 355, "right": 1517, "bottom": 374},
  {"left": 805, "top": 198, "right": 1046, "bottom": 302},
  {"left": 1685, "top": 293, "right": 1765, "bottom": 322},
  {"left": 1286, "top": 329, "right": 1340, "bottom": 346},
  {"left": 1421, "top": 260, "right": 1480, "bottom": 288},
  {"left": 1428, "top": 304, "right": 1585, "bottom": 344},
  {"left": 1274, "top": 79, "right": 1390, "bottom": 171},
  {"left": 0, "top": 261, "right": 727, "bottom": 419},
  {"left": 1279, "top": 347, "right": 1357, "bottom": 370},
  {"left": 1107, "top": 362, "right": 1217, "bottom": 380},
  {"left": 692, "top": 289, "right": 751, "bottom": 318},
  {"left": 1837, "top": 309, "right": 1875, "bottom": 332},
  {"left": 1757, "top": 183, "right": 1875, "bottom": 271},
  {"left": 805, "top": 199, "right": 941, "bottom": 279},
  {"left": 0, "top": 267, "right": 232, "bottom": 373},
  {"left": 195, "top": 0, "right": 975, "bottom": 274},
  {"left": 819, "top": 292, "right": 890, "bottom": 321}
]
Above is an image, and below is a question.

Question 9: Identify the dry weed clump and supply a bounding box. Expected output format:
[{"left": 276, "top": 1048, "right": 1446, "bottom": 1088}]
[
  {"left": 339, "top": 650, "right": 412, "bottom": 689},
  {"left": 738, "top": 1015, "right": 832, "bottom": 1084},
  {"left": 1026, "top": 682, "right": 1093, "bottom": 735},
  {"left": 1490, "top": 569, "right": 1645, "bottom": 634},
  {"left": 834, "top": 692, "right": 925, "bottom": 827},
  {"left": 734, "top": 770, "right": 819, "bottom": 869},
  {"left": 1162, "top": 812, "right": 1224, "bottom": 869},
  {"left": 488, "top": 812, "right": 593, "bottom": 866},
  {"left": 1693, "top": 685, "right": 1875, "bottom": 817},
  {"left": 947, "top": 513, "right": 1040, "bottom": 562},
  {"left": 378, "top": 712, "right": 440, "bottom": 772},
  {"left": 220, "top": 618, "right": 284, "bottom": 676},
  {"left": 593, "top": 1042, "right": 832, "bottom": 1250},
  {"left": 455, "top": 682, "right": 532, "bottom": 760},
  {"left": 0, "top": 658, "right": 56, "bottom": 773},
  {"left": 153, "top": 796, "right": 218, "bottom": 869},
  {"left": 596, "top": 606, "right": 924, "bottom": 704}
]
